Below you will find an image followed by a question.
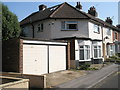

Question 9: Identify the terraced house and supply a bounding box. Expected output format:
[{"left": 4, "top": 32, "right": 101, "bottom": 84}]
[{"left": 20, "top": 2, "right": 120, "bottom": 67}]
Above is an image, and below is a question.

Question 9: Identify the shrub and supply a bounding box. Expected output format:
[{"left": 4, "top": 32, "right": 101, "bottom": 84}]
[
  {"left": 78, "top": 64, "right": 90, "bottom": 70},
  {"left": 87, "top": 67, "right": 98, "bottom": 70},
  {"left": 110, "top": 55, "right": 118, "bottom": 60},
  {"left": 116, "top": 53, "right": 120, "bottom": 57},
  {"left": 106, "top": 55, "right": 120, "bottom": 63}
]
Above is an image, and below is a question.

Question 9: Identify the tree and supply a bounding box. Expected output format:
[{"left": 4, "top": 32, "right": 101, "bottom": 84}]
[{"left": 2, "top": 4, "right": 21, "bottom": 40}]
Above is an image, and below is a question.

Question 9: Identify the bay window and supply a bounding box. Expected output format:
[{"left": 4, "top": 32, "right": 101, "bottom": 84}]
[
  {"left": 79, "top": 45, "right": 90, "bottom": 60},
  {"left": 94, "top": 46, "right": 101, "bottom": 58}
]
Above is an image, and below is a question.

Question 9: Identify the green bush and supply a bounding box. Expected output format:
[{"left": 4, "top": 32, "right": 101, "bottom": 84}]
[
  {"left": 110, "top": 55, "right": 118, "bottom": 60},
  {"left": 87, "top": 67, "right": 98, "bottom": 70},
  {"left": 106, "top": 55, "right": 120, "bottom": 63},
  {"left": 116, "top": 53, "right": 120, "bottom": 57},
  {"left": 77, "top": 64, "right": 90, "bottom": 70}
]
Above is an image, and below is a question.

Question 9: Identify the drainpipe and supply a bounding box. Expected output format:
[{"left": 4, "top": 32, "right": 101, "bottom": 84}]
[
  {"left": 101, "top": 26, "right": 105, "bottom": 61},
  {"left": 29, "top": 18, "right": 35, "bottom": 38},
  {"left": 31, "top": 24, "right": 35, "bottom": 38}
]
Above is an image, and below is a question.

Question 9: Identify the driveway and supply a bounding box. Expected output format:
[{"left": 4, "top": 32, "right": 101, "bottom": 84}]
[
  {"left": 45, "top": 70, "right": 87, "bottom": 88},
  {"left": 45, "top": 63, "right": 109, "bottom": 88}
]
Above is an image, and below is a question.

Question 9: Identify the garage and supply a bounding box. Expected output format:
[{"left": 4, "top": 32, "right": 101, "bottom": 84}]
[
  {"left": 23, "top": 39, "right": 67, "bottom": 75},
  {"left": 49, "top": 46, "right": 66, "bottom": 73}
]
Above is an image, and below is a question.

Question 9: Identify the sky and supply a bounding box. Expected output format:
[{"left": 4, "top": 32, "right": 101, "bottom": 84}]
[{"left": 3, "top": 2, "right": 119, "bottom": 26}]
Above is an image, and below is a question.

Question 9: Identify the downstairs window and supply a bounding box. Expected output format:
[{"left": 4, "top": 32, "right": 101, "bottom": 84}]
[
  {"left": 94, "top": 46, "right": 101, "bottom": 58},
  {"left": 79, "top": 45, "right": 90, "bottom": 60}
]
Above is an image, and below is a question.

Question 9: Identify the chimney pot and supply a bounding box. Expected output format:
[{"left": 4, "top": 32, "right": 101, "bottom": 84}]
[
  {"left": 39, "top": 4, "right": 47, "bottom": 11},
  {"left": 105, "top": 17, "right": 113, "bottom": 25},
  {"left": 75, "top": 2, "right": 82, "bottom": 10},
  {"left": 88, "top": 6, "right": 98, "bottom": 17}
]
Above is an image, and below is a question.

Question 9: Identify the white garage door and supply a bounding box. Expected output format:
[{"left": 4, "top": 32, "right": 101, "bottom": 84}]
[
  {"left": 49, "top": 46, "right": 66, "bottom": 73},
  {"left": 23, "top": 44, "right": 48, "bottom": 75}
]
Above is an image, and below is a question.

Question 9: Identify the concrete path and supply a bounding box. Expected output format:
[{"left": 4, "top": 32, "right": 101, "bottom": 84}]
[{"left": 55, "top": 64, "right": 119, "bottom": 88}]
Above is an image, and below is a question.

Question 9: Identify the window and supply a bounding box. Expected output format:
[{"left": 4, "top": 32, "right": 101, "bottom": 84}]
[
  {"left": 22, "top": 27, "right": 29, "bottom": 36},
  {"left": 114, "top": 32, "right": 118, "bottom": 39},
  {"left": 106, "top": 28, "right": 111, "bottom": 35},
  {"left": 93, "top": 24, "right": 100, "bottom": 33},
  {"left": 79, "top": 45, "right": 90, "bottom": 60},
  {"left": 110, "top": 45, "right": 113, "bottom": 56},
  {"left": 38, "top": 23, "right": 43, "bottom": 32},
  {"left": 61, "top": 21, "right": 78, "bottom": 30},
  {"left": 93, "top": 46, "right": 101, "bottom": 58}
]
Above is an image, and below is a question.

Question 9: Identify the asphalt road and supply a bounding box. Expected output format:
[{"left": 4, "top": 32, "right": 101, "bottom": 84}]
[
  {"left": 55, "top": 64, "right": 119, "bottom": 88},
  {"left": 93, "top": 71, "right": 120, "bottom": 89}
]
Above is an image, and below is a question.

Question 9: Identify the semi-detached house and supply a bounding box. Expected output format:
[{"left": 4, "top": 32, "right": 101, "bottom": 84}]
[{"left": 20, "top": 2, "right": 119, "bottom": 67}]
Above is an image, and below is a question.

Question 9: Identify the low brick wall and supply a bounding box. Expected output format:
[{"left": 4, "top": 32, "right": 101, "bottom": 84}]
[
  {"left": 22, "top": 74, "right": 46, "bottom": 88},
  {"left": 1, "top": 72, "right": 46, "bottom": 88}
]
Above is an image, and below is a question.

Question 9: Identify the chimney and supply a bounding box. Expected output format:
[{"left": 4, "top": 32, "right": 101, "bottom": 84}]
[
  {"left": 75, "top": 2, "right": 82, "bottom": 10},
  {"left": 39, "top": 4, "right": 47, "bottom": 11},
  {"left": 88, "top": 6, "right": 98, "bottom": 17},
  {"left": 105, "top": 17, "right": 113, "bottom": 25},
  {"left": 116, "top": 24, "right": 120, "bottom": 28}
]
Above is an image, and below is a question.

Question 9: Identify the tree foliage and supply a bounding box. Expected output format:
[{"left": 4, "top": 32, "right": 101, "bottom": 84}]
[{"left": 2, "top": 4, "right": 21, "bottom": 40}]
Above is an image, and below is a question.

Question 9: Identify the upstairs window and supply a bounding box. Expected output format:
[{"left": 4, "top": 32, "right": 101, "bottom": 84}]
[
  {"left": 106, "top": 28, "right": 111, "bottom": 35},
  {"left": 38, "top": 23, "right": 43, "bottom": 32},
  {"left": 93, "top": 24, "right": 100, "bottom": 33},
  {"left": 61, "top": 21, "right": 78, "bottom": 30}
]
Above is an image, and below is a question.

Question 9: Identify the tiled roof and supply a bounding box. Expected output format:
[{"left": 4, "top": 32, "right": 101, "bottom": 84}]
[
  {"left": 20, "top": 2, "right": 119, "bottom": 31},
  {"left": 20, "top": 3, "right": 62, "bottom": 25}
]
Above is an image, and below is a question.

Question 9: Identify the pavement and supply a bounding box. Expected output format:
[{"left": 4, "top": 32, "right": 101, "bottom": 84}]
[{"left": 54, "top": 63, "right": 119, "bottom": 88}]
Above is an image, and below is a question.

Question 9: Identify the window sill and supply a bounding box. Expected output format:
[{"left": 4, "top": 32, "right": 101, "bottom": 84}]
[
  {"left": 37, "top": 31, "right": 43, "bottom": 32},
  {"left": 93, "top": 31, "right": 100, "bottom": 34},
  {"left": 61, "top": 29, "right": 78, "bottom": 31},
  {"left": 93, "top": 57, "right": 103, "bottom": 59},
  {"left": 78, "top": 59, "right": 91, "bottom": 61}
]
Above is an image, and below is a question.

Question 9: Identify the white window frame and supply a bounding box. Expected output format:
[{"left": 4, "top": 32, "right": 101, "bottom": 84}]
[
  {"left": 93, "top": 24, "right": 100, "bottom": 33},
  {"left": 93, "top": 45, "right": 102, "bottom": 58},
  {"left": 109, "top": 45, "right": 114, "bottom": 56},
  {"left": 61, "top": 21, "right": 78, "bottom": 30},
  {"left": 79, "top": 45, "right": 90, "bottom": 60},
  {"left": 106, "top": 28, "right": 111, "bottom": 35},
  {"left": 38, "top": 23, "right": 43, "bottom": 32}
]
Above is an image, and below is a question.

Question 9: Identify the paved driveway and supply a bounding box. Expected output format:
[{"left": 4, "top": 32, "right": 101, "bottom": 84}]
[{"left": 45, "top": 70, "right": 87, "bottom": 88}]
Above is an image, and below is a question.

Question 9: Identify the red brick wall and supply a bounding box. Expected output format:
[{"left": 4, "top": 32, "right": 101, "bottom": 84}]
[
  {"left": 2, "top": 38, "right": 21, "bottom": 72},
  {"left": 70, "top": 39, "right": 75, "bottom": 60},
  {"left": 19, "top": 39, "right": 23, "bottom": 73},
  {"left": 118, "top": 32, "right": 120, "bottom": 42}
]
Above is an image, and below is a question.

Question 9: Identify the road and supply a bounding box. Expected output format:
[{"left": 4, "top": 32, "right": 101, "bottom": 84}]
[
  {"left": 93, "top": 71, "right": 120, "bottom": 88},
  {"left": 55, "top": 64, "right": 119, "bottom": 88}
]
